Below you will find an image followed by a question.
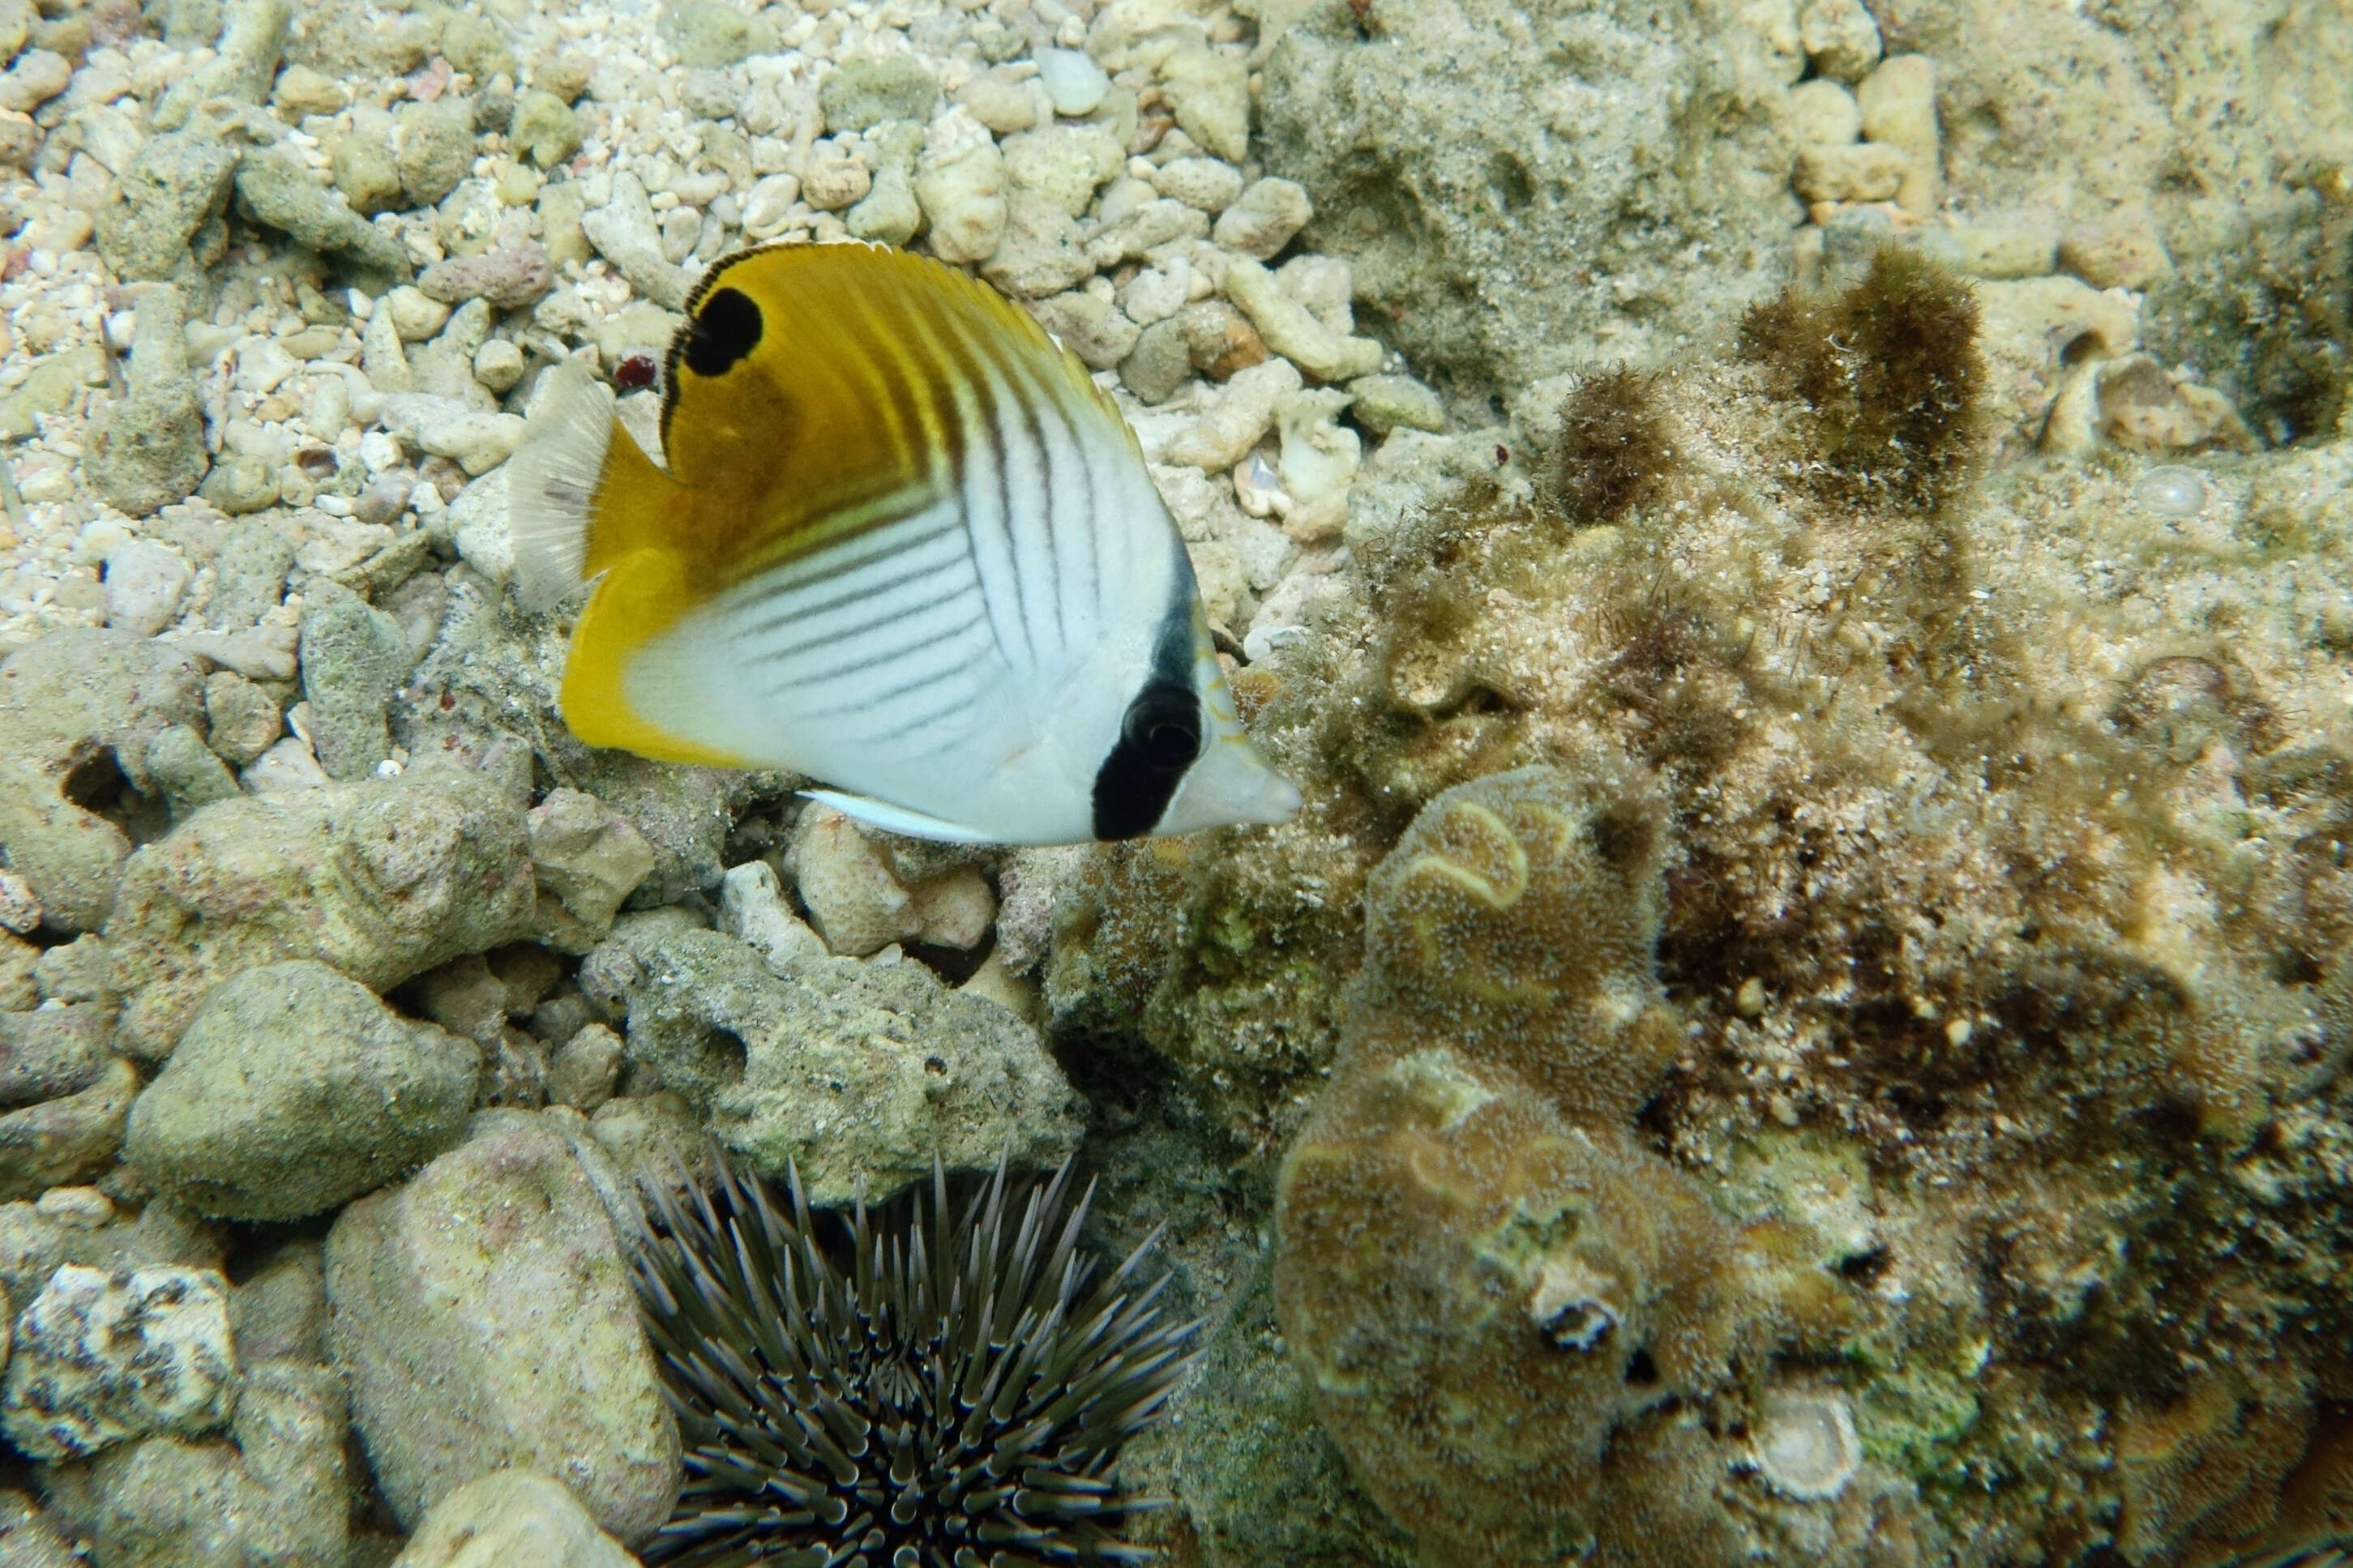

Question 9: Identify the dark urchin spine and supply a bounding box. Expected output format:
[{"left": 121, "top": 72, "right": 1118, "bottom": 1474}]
[{"left": 629, "top": 1151, "right": 1198, "bottom": 1568}]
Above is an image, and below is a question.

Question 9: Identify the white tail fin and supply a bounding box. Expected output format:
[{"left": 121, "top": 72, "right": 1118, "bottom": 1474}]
[{"left": 506, "top": 358, "right": 615, "bottom": 613}]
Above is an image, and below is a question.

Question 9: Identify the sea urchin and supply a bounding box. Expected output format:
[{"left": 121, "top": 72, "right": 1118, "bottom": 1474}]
[{"left": 628, "top": 1150, "right": 1198, "bottom": 1568}]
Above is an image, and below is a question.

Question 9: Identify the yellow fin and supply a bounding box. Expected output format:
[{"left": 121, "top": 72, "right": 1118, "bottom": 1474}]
[{"left": 557, "top": 547, "right": 751, "bottom": 768}]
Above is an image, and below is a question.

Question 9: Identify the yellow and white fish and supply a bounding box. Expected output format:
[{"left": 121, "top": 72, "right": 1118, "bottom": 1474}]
[{"left": 505, "top": 241, "right": 1300, "bottom": 845}]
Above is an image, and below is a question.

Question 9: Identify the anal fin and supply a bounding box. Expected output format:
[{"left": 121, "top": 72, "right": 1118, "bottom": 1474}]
[{"left": 799, "top": 788, "right": 1008, "bottom": 845}]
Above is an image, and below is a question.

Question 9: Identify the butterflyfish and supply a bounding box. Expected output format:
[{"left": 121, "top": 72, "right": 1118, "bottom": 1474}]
[{"left": 505, "top": 241, "right": 1303, "bottom": 845}]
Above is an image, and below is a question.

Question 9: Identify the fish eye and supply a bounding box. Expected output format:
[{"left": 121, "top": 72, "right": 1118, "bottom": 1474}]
[
  {"left": 1123, "top": 685, "right": 1201, "bottom": 771},
  {"left": 683, "top": 286, "right": 763, "bottom": 378}
]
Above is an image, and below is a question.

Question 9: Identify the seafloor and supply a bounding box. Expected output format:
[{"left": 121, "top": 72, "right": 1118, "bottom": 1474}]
[{"left": 1, "top": 0, "right": 2351, "bottom": 1563}]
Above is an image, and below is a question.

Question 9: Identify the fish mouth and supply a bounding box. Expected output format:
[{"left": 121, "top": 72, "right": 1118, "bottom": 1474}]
[{"left": 1157, "top": 737, "right": 1302, "bottom": 835}]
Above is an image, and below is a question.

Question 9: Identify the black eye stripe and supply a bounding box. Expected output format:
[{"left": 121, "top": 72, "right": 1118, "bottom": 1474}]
[
  {"left": 1092, "top": 683, "right": 1200, "bottom": 840},
  {"left": 684, "top": 287, "right": 763, "bottom": 378}
]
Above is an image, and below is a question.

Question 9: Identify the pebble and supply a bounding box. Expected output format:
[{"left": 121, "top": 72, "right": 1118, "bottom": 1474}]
[
  {"left": 1182, "top": 298, "right": 1270, "bottom": 378},
  {"left": 1003, "top": 124, "right": 1124, "bottom": 218},
  {"left": 0, "top": 1264, "right": 237, "bottom": 1460},
  {"left": 789, "top": 804, "right": 922, "bottom": 958},
  {"left": 802, "top": 154, "right": 872, "bottom": 211},
  {"left": 1035, "top": 47, "right": 1110, "bottom": 116},
  {"left": 1799, "top": 0, "right": 1882, "bottom": 83},
  {"left": 101, "top": 538, "right": 190, "bottom": 636},
  {"left": 378, "top": 394, "right": 529, "bottom": 476},
  {"left": 388, "top": 1469, "right": 640, "bottom": 1568},
  {"left": 718, "top": 858, "right": 828, "bottom": 971},
  {"left": 1789, "top": 79, "right": 1862, "bottom": 148},
  {"left": 2133, "top": 464, "right": 2209, "bottom": 519},
  {"left": 547, "top": 1023, "right": 624, "bottom": 1113},
  {"left": 1910, "top": 223, "right": 2058, "bottom": 279},
  {"left": 740, "top": 172, "right": 802, "bottom": 238},
  {"left": 1213, "top": 177, "right": 1314, "bottom": 260},
  {"left": 1153, "top": 155, "right": 1246, "bottom": 213},
  {"left": 580, "top": 173, "right": 692, "bottom": 311},
  {"left": 1163, "top": 356, "right": 1304, "bottom": 470},
  {"left": 1792, "top": 142, "right": 1910, "bottom": 203},
  {"left": 417, "top": 244, "right": 556, "bottom": 310},
  {"left": 0, "top": 49, "right": 69, "bottom": 113},
  {"left": 1031, "top": 288, "right": 1141, "bottom": 370},
  {"left": 2060, "top": 203, "right": 2174, "bottom": 290},
  {"left": 956, "top": 66, "right": 1037, "bottom": 135},
  {"left": 916, "top": 139, "right": 1008, "bottom": 265},
  {"left": 1348, "top": 372, "right": 1446, "bottom": 436},
  {"left": 1857, "top": 53, "right": 1939, "bottom": 215},
  {"left": 1159, "top": 45, "right": 1250, "bottom": 162},
  {"left": 0, "top": 869, "right": 37, "bottom": 934},
  {"left": 1225, "top": 258, "right": 1384, "bottom": 382}
]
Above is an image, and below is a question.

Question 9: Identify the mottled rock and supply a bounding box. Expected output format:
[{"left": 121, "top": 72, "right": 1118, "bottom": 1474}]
[
  {"left": 2060, "top": 203, "right": 2173, "bottom": 291},
  {"left": 1161, "top": 355, "right": 1303, "bottom": 469},
  {"left": 658, "top": 0, "right": 777, "bottom": 68},
  {"left": 819, "top": 53, "right": 938, "bottom": 132},
  {"left": 1348, "top": 372, "right": 1446, "bottom": 436},
  {"left": 1160, "top": 44, "right": 1250, "bottom": 162},
  {"left": 391, "top": 1470, "right": 639, "bottom": 1568},
  {"left": 301, "top": 581, "right": 415, "bottom": 781},
  {"left": 151, "top": 0, "right": 289, "bottom": 130},
  {"left": 396, "top": 100, "right": 476, "bottom": 209},
  {"left": 845, "top": 121, "right": 923, "bottom": 246},
  {"left": 208, "top": 519, "right": 297, "bottom": 628},
  {"left": 717, "top": 858, "right": 824, "bottom": 970},
  {"left": 0, "top": 1057, "right": 137, "bottom": 1200},
  {"left": 234, "top": 143, "right": 412, "bottom": 275},
  {"left": 203, "top": 670, "right": 281, "bottom": 767},
  {"left": 417, "top": 243, "right": 556, "bottom": 309},
  {"left": 107, "top": 767, "right": 536, "bottom": 1059},
  {"left": 546, "top": 1023, "right": 622, "bottom": 1114},
  {"left": 788, "top": 804, "right": 921, "bottom": 957},
  {"left": 585, "top": 923, "right": 1085, "bottom": 1206},
  {"left": 142, "top": 724, "right": 240, "bottom": 822},
  {"left": 93, "top": 132, "right": 237, "bottom": 283},
  {"left": 100, "top": 539, "right": 190, "bottom": 637},
  {"left": 915, "top": 139, "right": 1005, "bottom": 265},
  {"left": 527, "top": 787, "right": 657, "bottom": 952},
  {"left": 126, "top": 962, "right": 478, "bottom": 1220},
  {"left": 0, "top": 1265, "right": 236, "bottom": 1460},
  {"left": 1029, "top": 288, "right": 1140, "bottom": 371},
  {"left": 979, "top": 190, "right": 1093, "bottom": 299},
  {"left": 325, "top": 1116, "right": 679, "bottom": 1540},
  {"left": 580, "top": 172, "right": 691, "bottom": 311},
  {"left": 510, "top": 89, "right": 580, "bottom": 168},
  {"left": 1120, "top": 315, "right": 1194, "bottom": 404},
  {"left": 1002, "top": 123, "right": 1123, "bottom": 218}
]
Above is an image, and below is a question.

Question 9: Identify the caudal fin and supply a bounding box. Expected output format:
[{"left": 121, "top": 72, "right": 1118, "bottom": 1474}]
[{"left": 507, "top": 358, "right": 618, "bottom": 613}]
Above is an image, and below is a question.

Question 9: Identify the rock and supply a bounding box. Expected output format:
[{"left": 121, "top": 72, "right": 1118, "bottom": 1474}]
[
  {"left": 0, "top": 629, "right": 210, "bottom": 933},
  {"left": 85, "top": 376, "right": 210, "bottom": 519},
  {"left": 909, "top": 865, "right": 995, "bottom": 951},
  {"left": 0, "top": 871, "right": 37, "bottom": 936},
  {"left": 332, "top": 115, "right": 406, "bottom": 213},
  {"left": 1855, "top": 53, "right": 1937, "bottom": 216},
  {"left": 439, "top": 10, "right": 515, "bottom": 79},
  {"left": 955, "top": 66, "right": 1036, "bottom": 135},
  {"left": 1162, "top": 355, "right": 1304, "bottom": 470},
  {"left": 379, "top": 393, "right": 529, "bottom": 475},
  {"left": 1160, "top": 44, "right": 1250, "bottom": 161},
  {"left": 1347, "top": 372, "right": 1446, "bottom": 436},
  {"left": 1211, "top": 175, "right": 1311, "bottom": 261},
  {"left": 418, "top": 243, "right": 556, "bottom": 309},
  {"left": 1153, "top": 154, "right": 1245, "bottom": 213},
  {"left": 142, "top": 725, "right": 240, "bottom": 822},
  {"left": 1790, "top": 140, "right": 1909, "bottom": 203},
  {"left": 1788, "top": 78, "right": 1862, "bottom": 147},
  {"left": 1002, "top": 123, "right": 1123, "bottom": 218},
  {"left": 580, "top": 173, "right": 691, "bottom": 311},
  {"left": 1257, "top": 0, "right": 1793, "bottom": 396},
  {"left": 845, "top": 121, "right": 923, "bottom": 246},
  {"left": 1029, "top": 289, "right": 1141, "bottom": 371},
  {"left": 0, "top": 1265, "right": 236, "bottom": 1460},
  {"left": 207, "top": 520, "right": 297, "bottom": 628},
  {"left": 325, "top": 1115, "right": 680, "bottom": 1540},
  {"left": 234, "top": 142, "right": 412, "bottom": 276},
  {"left": 1086, "top": 196, "right": 1208, "bottom": 269},
  {"left": 100, "top": 539, "right": 190, "bottom": 637},
  {"left": 659, "top": 0, "right": 776, "bottom": 68},
  {"left": 1225, "top": 257, "right": 1382, "bottom": 382},
  {"left": 125, "top": 961, "right": 479, "bottom": 1221},
  {"left": 981, "top": 190, "right": 1093, "bottom": 298},
  {"left": 789, "top": 804, "right": 922, "bottom": 957},
  {"left": 0, "top": 49, "right": 67, "bottom": 113},
  {"left": 152, "top": 0, "right": 289, "bottom": 130},
  {"left": 390, "top": 1470, "right": 639, "bottom": 1568},
  {"left": 587, "top": 922, "right": 1085, "bottom": 1206},
  {"left": 54, "top": 1361, "right": 346, "bottom": 1566},
  {"left": 527, "top": 788, "right": 657, "bottom": 952},
  {"left": 1799, "top": 0, "right": 1880, "bottom": 83},
  {"left": 0, "top": 344, "right": 106, "bottom": 440},
  {"left": 511, "top": 89, "right": 580, "bottom": 168},
  {"left": 396, "top": 100, "right": 476, "bottom": 210},
  {"left": 0, "top": 1057, "right": 138, "bottom": 1200},
  {"left": 300, "top": 581, "right": 415, "bottom": 780},
  {"left": 0, "top": 1006, "right": 110, "bottom": 1107},
  {"left": 2060, "top": 203, "right": 2173, "bottom": 291},
  {"left": 0, "top": 1493, "right": 75, "bottom": 1567},
  {"left": 1910, "top": 221, "right": 2058, "bottom": 280},
  {"left": 717, "top": 858, "right": 825, "bottom": 970},
  {"left": 1182, "top": 299, "right": 1270, "bottom": 379},
  {"left": 107, "top": 767, "right": 536, "bottom": 1059},
  {"left": 915, "top": 137, "right": 1005, "bottom": 264},
  {"left": 819, "top": 53, "right": 938, "bottom": 133},
  {"left": 1035, "top": 46, "right": 1110, "bottom": 116},
  {"left": 201, "top": 672, "right": 280, "bottom": 767},
  {"left": 95, "top": 132, "right": 238, "bottom": 283},
  {"left": 1120, "top": 315, "right": 1194, "bottom": 404},
  {"left": 801, "top": 154, "right": 871, "bottom": 211},
  {"left": 2094, "top": 354, "right": 2257, "bottom": 455},
  {"left": 547, "top": 1023, "right": 623, "bottom": 1114}
]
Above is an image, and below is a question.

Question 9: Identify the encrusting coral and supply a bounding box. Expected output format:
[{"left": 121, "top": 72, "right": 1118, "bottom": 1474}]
[{"left": 1273, "top": 764, "right": 1858, "bottom": 1566}]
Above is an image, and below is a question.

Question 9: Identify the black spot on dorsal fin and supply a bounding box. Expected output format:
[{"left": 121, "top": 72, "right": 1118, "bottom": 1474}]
[{"left": 683, "top": 287, "right": 764, "bottom": 378}]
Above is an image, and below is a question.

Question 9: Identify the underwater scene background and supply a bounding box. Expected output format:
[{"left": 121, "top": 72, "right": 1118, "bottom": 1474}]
[{"left": 1, "top": 0, "right": 2351, "bottom": 1563}]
